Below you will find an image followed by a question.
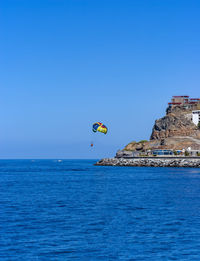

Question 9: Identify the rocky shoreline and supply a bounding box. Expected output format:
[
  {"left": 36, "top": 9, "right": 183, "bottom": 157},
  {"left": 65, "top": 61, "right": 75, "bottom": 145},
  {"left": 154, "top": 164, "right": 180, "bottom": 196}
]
[{"left": 95, "top": 157, "right": 200, "bottom": 168}]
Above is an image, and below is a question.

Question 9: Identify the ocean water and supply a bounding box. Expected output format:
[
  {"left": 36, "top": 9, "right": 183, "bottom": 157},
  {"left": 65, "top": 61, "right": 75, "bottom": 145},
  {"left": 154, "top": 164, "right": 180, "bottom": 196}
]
[{"left": 1, "top": 160, "right": 200, "bottom": 261}]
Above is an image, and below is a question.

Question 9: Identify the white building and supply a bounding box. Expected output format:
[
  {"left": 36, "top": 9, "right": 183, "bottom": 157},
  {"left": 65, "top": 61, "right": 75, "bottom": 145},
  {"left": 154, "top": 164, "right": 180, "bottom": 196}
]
[{"left": 192, "top": 110, "right": 200, "bottom": 126}]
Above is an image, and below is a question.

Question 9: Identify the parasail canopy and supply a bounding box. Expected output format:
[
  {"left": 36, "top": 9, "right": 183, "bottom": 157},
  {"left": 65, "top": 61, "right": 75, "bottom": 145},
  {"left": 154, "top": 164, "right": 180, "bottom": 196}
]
[{"left": 92, "top": 122, "right": 108, "bottom": 134}]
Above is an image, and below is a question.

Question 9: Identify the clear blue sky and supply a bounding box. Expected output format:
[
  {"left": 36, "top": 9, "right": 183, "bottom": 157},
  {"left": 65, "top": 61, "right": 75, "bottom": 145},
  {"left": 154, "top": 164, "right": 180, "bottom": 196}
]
[{"left": 1, "top": 0, "right": 200, "bottom": 159}]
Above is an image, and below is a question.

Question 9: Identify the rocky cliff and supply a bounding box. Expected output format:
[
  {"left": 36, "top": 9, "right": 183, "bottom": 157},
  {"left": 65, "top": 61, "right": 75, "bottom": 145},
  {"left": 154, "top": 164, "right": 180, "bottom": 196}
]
[
  {"left": 150, "top": 105, "right": 198, "bottom": 140},
  {"left": 124, "top": 104, "right": 200, "bottom": 151}
]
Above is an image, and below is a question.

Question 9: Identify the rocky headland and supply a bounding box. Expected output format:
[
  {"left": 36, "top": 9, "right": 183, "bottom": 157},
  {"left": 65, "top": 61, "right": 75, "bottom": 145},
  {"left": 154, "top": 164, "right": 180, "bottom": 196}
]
[
  {"left": 96, "top": 96, "right": 200, "bottom": 167},
  {"left": 123, "top": 104, "right": 200, "bottom": 152}
]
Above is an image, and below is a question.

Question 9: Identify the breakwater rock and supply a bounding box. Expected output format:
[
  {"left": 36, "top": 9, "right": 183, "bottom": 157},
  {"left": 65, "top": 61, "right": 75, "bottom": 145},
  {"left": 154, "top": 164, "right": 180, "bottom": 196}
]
[{"left": 95, "top": 157, "right": 200, "bottom": 168}]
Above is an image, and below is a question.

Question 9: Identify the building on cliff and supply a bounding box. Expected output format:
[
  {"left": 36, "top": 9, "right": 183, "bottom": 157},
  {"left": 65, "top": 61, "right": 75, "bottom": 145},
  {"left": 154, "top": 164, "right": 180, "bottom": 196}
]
[
  {"left": 192, "top": 110, "right": 200, "bottom": 126},
  {"left": 167, "top": 95, "right": 200, "bottom": 126},
  {"left": 168, "top": 95, "right": 200, "bottom": 110}
]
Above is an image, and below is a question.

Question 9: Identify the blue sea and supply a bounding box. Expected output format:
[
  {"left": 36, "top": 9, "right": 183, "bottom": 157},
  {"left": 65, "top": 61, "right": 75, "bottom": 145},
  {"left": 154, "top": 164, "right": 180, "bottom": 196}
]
[{"left": 1, "top": 160, "right": 200, "bottom": 260}]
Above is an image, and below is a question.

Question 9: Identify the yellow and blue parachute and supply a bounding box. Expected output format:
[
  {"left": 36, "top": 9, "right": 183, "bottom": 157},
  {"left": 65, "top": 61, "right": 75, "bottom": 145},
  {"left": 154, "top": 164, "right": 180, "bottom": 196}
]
[{"left": 92, "top": 122, "right": 108, "bottom": 134}]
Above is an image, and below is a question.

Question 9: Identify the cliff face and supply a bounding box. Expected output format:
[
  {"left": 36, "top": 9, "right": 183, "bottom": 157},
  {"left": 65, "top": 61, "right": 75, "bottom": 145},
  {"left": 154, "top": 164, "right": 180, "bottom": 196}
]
[
  {"left": 150, "top": 114, "right": 196, "bottom": 140},
  {"left": 124, "top": 104, "right": 200, "bottom": 151},
  {"left": 151, "top": 105, "right": 198, "bottom": 140}
]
